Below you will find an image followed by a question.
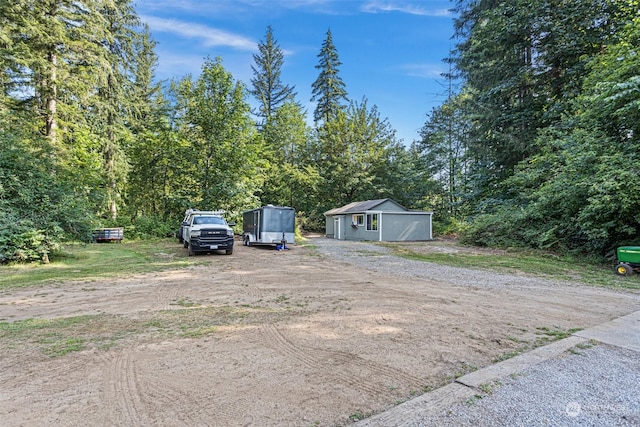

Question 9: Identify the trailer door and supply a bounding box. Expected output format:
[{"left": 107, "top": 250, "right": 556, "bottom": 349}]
[{"left": 254, "top": 210, "right": 261, "bottom": 242}]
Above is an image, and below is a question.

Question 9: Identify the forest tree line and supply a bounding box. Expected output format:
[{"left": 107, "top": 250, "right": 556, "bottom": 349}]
[{"left": 1, "top": 0, "right": 639, "bottom": 263}]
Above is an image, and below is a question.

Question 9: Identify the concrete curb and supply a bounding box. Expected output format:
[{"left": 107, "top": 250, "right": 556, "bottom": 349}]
[
  {"left": 355, "top": 310, "right": 640, "bottom": 427},
  {"left": 574, "top": 310, "right": 640, "bottom": 352}
]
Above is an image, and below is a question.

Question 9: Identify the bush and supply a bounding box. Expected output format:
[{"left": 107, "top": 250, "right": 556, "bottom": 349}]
[
  {"left": 116, "top": 215, "right": 176, "bottom": 240},
  {"left": 461, "top": 210, "right": 525, "bottom": 249},
  {"left": 432, "top": 217, "right": 469, "bottom": 238},
  {"left": 0, "top": 214, "right": 62, "bottom": 263},
  {"left": 0, "top": 133, "right": 96, "bottom": 263}
]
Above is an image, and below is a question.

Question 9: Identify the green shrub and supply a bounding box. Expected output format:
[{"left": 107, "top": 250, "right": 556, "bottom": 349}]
[
  {"left": 0, "top": 133, "right": 96, "bottom": 263},
  {"left": 0, "top": 214, "right": 61, "bottom": 263},
  {"left": 117, "top": 215, "right": 176, "bottom": 240},
  {"left": 433, "top": 217, "right": 469, "bottom": 238}
]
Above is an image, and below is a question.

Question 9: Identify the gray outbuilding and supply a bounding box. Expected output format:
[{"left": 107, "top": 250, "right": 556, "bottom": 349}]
[{"left": 324, "top": 199, "right": 433, "bottom": 242}]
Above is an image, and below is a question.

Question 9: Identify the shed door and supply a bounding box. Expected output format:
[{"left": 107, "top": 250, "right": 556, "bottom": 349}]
[{"left": 334, "top": 217, "right": 341, "bottom": 240}]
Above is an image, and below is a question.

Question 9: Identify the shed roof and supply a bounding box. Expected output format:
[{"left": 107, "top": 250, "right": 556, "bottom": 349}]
[{"left": 324, "top": 198, "right": 407, "bottom": 215}]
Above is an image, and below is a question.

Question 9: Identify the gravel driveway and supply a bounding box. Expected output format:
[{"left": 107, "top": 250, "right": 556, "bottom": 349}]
[
  {"left": 312, "top": 238, "right": 640, "bottom": 427},
  {"left": 409, "top": 343, "right": 640, "bottom": 427},
  {"left": 314, "top": 237, "right": 571, "bottom": 290}
]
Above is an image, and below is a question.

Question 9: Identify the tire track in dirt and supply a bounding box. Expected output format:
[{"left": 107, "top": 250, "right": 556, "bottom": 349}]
[
  {"left": 328, "top": 350, "right": 425, "bottom": 391},
  {"left": 148, "top": 282, "right": 180, "bottom": 312},
  {"left": 131, "top": 370, "right": 217, "bottom": 425},
  {"left": 106, "top": 350, "right": 146, "bottom": 425},
  {"left": 95, "top": 347, "right": 229, "bottom": 425},
  {"left": 96, "top": 345, "right": 257, "bottom": 426},
  {"left": 196, "top": 397, "right": 255, "bottom": 427},
  {"left": 230, "top": 269, "right": 265, "bottom": 302},
  {"left": 260, "top": 323, "right": 413, "bottom": 397}
]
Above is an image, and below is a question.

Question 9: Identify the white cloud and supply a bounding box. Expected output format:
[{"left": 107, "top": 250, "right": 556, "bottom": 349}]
[
  {"left": 136, "top": 0, "right": 239, "bottom": 14},
  {"left": 140, "top": 15, "right": 256, "bottom": 51},
  {"left": 153, "top": 51, "right": 205, "bottom": 81},
  {"left": 399, "top": 63, "right": 444, "bottom": 78},
  {"left": 361, "top": 1, "right": 451, "bottom": 17},
  {"left": 137, "top": 0, "right": 337, "bottom": 16}
]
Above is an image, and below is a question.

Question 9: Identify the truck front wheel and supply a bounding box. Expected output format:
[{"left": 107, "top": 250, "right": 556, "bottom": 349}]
[
  {"left": 225, "top": 248, "right": 233, "bottom": 255},
  {"left": 188, "top": 242, "right": 195, "bottom": 257}
]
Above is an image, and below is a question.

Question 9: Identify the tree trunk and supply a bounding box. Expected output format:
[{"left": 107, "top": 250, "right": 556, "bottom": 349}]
[{"left": 45, "top": 50, "right": 57, "bottom": 143}]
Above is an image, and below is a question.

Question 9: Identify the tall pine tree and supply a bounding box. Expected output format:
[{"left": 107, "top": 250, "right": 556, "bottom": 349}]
[
  {"left": 310, "top": 29, "right": 348, "bottom": 124},
  {"left": 93, "top": 0, "right": 139, "bottom": 219},
  {"left": 250, "top": 25, "right": 296, "bottom": 125}
]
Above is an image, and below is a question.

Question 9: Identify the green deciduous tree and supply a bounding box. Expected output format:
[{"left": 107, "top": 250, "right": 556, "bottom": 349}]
[
  {"left": 122, "top": 24, "right": 183, "bottom": 227},
  {"left": 261, "top": 97, "right": 320, "bottom": 212},
  {"left": 0, "top": 130, "right": 95, "bottom": 263},
  {"left": 314, "top": 98, "right": 398, "bottom": 214},
  {"left": 418, "top": 92, "right": 472, "bottom": 220},
  {"left": 174, "top": 57, "right": 264, "bottom": 219},
  {"left": 372, "top": 141, "right": 440, "bottom": 212}
]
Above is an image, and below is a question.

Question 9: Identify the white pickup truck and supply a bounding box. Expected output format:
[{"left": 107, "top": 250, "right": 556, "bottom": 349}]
[{"left": 180, "top": 210, "right": 235, "bottom": 256}]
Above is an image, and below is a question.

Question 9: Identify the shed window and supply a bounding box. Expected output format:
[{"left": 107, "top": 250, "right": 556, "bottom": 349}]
[
  {"left": 352, "top": 214, "right": 364, "bottom": 226},
  {"left": 366, "top": 213, "right": 378, "bottom": 231}
]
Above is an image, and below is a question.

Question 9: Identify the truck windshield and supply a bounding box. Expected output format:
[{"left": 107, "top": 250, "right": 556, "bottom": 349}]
[{"left": 193, "top": 216, "right": 226, "bottom": 225}]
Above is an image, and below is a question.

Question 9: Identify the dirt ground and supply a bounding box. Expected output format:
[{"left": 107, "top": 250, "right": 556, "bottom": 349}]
[{"left": 1, "top": 237, "right": 639, "bottom": 426}]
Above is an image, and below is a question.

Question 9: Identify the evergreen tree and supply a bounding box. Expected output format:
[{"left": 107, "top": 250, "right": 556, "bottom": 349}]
[
  {"left": 250, "top": 25, "right": 296, "bottom": 125},
  {"left": 310, "top": 29, "right": 348, "bottom": 124},
  {"left": 457, "top": 0, "right": 640, "bottom": 255},
  {"left": 1, "top": 0, "right": 106, "bottom": 147},
  {"left": 125, "top": 26, "right": 182, "bottom": 221},
  {"left": 129, "top": 24, "right": 161, "bottom": 133},
  {"left": 452, "top": 0, "right": 620, "bottom": 199},
  {"left": 418, "top": 92, "right": 472, "bottom": 220},
  {"left": 91, "top": 0, "right": 140, "bottom": 220}
]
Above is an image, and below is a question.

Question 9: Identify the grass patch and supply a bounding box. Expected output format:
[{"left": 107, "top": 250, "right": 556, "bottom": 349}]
[
  {"left": 536, "top": 326, "right": 582, "bottom": 341},
  {"left": 491, "top": 350, "right": 523, "bottom": 363},
  {"left": 567, "top": 340, "right": 597, "bottom": 355},
  {"left": 0, "top": 238, "right": 205, "bottom": 290},
  {"left": 465, "top": 394, "right": 484, "bottom": 406},
  {"left": 478, "top": 380, "right": 502, "bottom": 395},
  {"left": 454, "top": 361, "right": 479, "bottom": 378},
  {"left": 381, "top": 243, "right": 640, "bottom": 290},
  {"left": 0, "top": 305, "right": 284, "bottom": 357},
  {"left": 489, "top": 326, "right": 583, "bottom": 363},
  {"left": 174, "top": 298, "right": 200, "bottom": 308},
  {"left": 347, "top": 411, "right": 370, "bottom": 422}
]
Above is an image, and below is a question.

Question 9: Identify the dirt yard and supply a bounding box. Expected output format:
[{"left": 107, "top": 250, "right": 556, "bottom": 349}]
[{"left": 1, "top": 237, "right": 639, "bottom": 426}]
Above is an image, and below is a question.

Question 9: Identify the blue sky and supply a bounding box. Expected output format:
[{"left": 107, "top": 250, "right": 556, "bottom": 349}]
[{"left": 135, "top": 0, "right": 456, "bottom": 144}]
